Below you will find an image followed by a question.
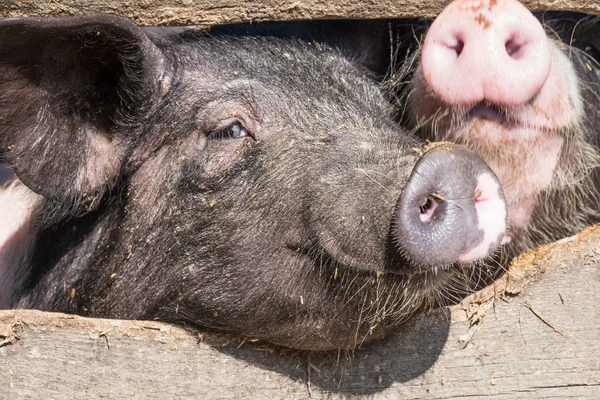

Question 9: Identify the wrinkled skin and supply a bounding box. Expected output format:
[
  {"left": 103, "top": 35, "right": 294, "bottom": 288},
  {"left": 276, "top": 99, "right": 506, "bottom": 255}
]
[
  {"left": 0, "top": 15, "right": 507, "bottom": 350},
  {"left": 393, "top": 6, "right": 600, "bottom": 259}
]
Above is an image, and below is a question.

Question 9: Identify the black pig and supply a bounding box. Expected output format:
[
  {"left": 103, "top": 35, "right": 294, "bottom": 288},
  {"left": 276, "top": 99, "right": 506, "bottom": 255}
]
[
  {"left": 0, "top": 15, "right": 507, "bottom": 350},
  {"left": 393, "top": 0, "right": 600, "bottom": 259}
]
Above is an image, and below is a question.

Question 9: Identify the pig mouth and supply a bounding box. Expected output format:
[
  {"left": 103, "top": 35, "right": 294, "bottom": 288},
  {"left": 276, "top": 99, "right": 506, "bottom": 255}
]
[
  {"left": 448, "top": 101, "right": 567, "bottom": 143},
  {"left": 465, "top": 102, "right": 548, "bottom": 130},
  {"left": 467, "top": 103, "right": 508, "bottom": 126},
  {"left": 464, "top": 103, "right": 528, "bottom": 140},
  {"left": 288, "top": 240, "right": 473, "bottom": 284},
  {"left": 286, "top": 237, "right": 503, "bottom": 313},
  {"left": 294, "top": 240, "right": 499, "bottom": 299},
  {"left": 381, "top": 260, "right": 501, "bottom": 308}
]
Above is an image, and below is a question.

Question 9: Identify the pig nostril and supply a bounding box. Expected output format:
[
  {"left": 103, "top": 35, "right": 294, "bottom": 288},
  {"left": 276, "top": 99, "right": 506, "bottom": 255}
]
[
  {"left": 505, "top": 39, "right": 521, "bottom": 58},
  {"left": 453, "top": 40, "right": 464, "bottom": 57},
  {"left": 419, "top": 195, "right": 438, "bottom": 223},
  {"left": 419, "top": 196, "right": 433, "bottom": 214}
]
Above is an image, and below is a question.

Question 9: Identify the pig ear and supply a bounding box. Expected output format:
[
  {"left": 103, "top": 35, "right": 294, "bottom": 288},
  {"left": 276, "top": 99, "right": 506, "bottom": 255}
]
[{"left": 0, "top": 15, "right": 166, "bottom": 200}]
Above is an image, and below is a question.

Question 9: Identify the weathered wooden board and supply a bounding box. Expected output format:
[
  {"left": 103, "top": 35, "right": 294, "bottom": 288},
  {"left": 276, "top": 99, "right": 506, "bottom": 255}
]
[
  {"left": 1, "top": 0, "right": 599, "bottom": 27},
  {"left": 1, "top": 225, "right": 598, "bottom": 399}
]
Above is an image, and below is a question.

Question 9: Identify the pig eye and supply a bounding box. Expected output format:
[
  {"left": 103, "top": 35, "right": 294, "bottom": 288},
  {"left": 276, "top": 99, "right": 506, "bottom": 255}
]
[
  {"left": 584, "top": 45, "right": 599, "bottom": 62},
  {"left": 208, "top": 121, "right": 255, "bottom": 141}
]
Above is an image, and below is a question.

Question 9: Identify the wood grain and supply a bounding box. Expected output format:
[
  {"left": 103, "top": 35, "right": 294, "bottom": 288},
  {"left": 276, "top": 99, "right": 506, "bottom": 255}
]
[{"left": 1, "top": 0, "right": 599, "bottom": 27}]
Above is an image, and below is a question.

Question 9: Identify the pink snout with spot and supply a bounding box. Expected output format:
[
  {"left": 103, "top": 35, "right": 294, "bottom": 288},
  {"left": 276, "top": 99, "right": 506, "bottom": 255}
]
[{"left": 421, "top": 0, "right": 551, "bottom": 106}]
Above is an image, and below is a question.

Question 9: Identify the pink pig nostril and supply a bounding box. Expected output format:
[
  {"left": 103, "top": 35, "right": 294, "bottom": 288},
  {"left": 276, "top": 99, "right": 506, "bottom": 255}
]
[
  {"left": 505, "top": 39, "right": 519, "bottom": 57},
  {"left": 453, "top": 40, "right": 465, "bottom": 57}
]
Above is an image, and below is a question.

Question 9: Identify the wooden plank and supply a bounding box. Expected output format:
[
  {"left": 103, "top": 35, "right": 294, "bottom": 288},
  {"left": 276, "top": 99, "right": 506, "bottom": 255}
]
[
  {"left": 1, "top": 0, "right": 599, "bottom": 27},
  {"left": 2, "top": 224, "right": 599, "bottom": 399}
]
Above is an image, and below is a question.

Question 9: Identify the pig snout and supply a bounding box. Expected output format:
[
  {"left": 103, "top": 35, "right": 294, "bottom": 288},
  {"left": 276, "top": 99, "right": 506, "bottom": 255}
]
[
  {"left": 396, "top": 144, "right": 506, "bottom": 267},
  {"left": 420, "top": 0, "right": 551, "bottom": 106}
]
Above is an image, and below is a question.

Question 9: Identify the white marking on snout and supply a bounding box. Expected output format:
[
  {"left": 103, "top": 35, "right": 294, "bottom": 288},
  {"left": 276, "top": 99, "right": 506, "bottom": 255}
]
[
  {"left": 0, "top": 168, "right": 41, "bottom": 308},
  {"left": 459, "top": 172, "right": 507, "bottom": 263}
]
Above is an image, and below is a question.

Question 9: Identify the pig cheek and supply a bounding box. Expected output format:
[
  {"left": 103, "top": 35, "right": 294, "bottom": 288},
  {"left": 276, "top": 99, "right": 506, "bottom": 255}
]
[
  {"left": 127, "top": 148, "right": 176, "bottom": 227},
  {"left": 245, "top": 241, "right": 315, "bottom": 311},
  {"left": 513, "top": 43, "right": 581, "bottom": 129},
  {"left": 195, "top": 200, "right": 317, "bottom": 329},
  {"left": 309, "top": 185, "right": 399, "bottom": 273}
]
